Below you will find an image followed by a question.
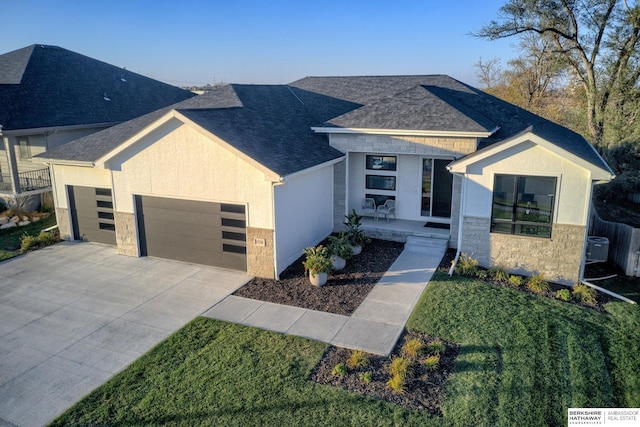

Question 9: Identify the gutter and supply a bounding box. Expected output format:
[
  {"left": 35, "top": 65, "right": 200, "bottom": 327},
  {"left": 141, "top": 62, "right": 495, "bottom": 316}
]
[{"left": 33, "top": 158, "right": 95, "bottom": 167}]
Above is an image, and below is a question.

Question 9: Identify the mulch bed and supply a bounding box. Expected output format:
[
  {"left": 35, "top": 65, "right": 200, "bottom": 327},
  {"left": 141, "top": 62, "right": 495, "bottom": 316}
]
[
  {"left": 441, "top": 248, "right": 611, "bottom": 310},
  {"left": 236, "top": 237, "right": 459, "bottom": 415},
  {"left": 233, "top": 238, "right": 404, "bottom": 316},
  {"left": 309, "top": 330, "right": 459, "bottom": 415}
]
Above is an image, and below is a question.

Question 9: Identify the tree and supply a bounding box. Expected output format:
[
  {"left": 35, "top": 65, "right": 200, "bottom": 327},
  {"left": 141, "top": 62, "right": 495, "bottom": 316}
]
[
  {"left": 476, "top": 0, "right": 640, "bottom": 147},
  {"left": 475, "top": 37, "right": 580, "bottom": 129}
]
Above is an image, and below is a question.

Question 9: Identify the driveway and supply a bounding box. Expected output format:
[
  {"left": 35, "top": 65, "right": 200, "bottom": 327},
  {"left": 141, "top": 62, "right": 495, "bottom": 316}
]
[{"left": 0, "top": 241, "right": 250, "bottom": 427}]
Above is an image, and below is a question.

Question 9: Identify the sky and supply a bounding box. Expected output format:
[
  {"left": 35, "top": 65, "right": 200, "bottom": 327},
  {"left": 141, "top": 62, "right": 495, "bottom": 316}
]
[{"left": 0, "top": 0, "right": 518, "bottom": 88}]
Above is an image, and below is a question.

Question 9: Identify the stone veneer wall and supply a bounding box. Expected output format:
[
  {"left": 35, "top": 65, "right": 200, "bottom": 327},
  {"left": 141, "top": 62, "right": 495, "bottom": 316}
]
[
  {"left": 461, "top": 216, "right": 585, "bottom": 285},
  {"left": 114, "top": 211, "right": 138, "bottom": 256},
  {"left": 246, "top": 227, "right": 275, "bottom": 279},
  {"left": 55, "top": 207, "right": 72, "bottom": 240},
  {"left": 329, "top": 134, "right": 477, "bottom": 157}
]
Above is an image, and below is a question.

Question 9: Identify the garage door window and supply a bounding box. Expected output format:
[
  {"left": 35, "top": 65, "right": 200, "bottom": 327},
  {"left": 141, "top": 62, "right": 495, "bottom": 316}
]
[{"left": 221, "top": 204, "right": 246, "bottom": 255}]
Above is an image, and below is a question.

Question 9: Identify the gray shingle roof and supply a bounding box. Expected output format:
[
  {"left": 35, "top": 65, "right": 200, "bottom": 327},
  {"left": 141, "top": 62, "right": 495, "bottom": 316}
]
[
  {"left": 0, "top": 44, "right": 195, "bottom": 131},
  {"left": 38, "top": 84, "right": 344, "bottom": 176},
  {"left": 37, "top": 74, "right": 611, "bottom": 176},
  {"left": 291, "top": 75, "right": 611, "bottom": 173}
]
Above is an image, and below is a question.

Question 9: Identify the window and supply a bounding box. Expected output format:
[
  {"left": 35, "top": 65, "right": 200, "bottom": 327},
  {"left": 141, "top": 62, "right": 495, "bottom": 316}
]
[
  {"left": 491, "top": 175, "right": 556, "bottom": 238},
  {"left": 366, "top": 155, "right": 396, "bottom": 171},
  {"left": 366, "top": 175, "right": 396, "bottom": 191},
  {"left": 18, "top": 138, "right": 31, "bottom": 160}
]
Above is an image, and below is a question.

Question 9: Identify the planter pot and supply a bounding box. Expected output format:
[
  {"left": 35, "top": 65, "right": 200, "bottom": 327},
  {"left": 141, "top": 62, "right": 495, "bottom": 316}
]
[
  {"left": 309, "top": 271, "right": 328, "bottom": 286},
  {"left": 330, "top": 255, "right": 346, "bottom": 270},
  {"left": 350, "top": 245, "right": 362, "bottom": 256}
]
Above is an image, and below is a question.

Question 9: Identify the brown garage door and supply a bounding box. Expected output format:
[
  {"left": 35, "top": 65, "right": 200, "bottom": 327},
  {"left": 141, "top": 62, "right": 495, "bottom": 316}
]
[
  {"left": 135, "top": 195, "right": 247, "bottom": 271},
  {"left": 68, "top": 186, "right": 117, "bottom": 245}
]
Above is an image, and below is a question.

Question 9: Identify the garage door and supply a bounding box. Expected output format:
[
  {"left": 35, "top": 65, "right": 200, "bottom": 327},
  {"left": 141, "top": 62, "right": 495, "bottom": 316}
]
[
  {"left": 68, "top": 186, "right": 117, "bottom": 245},
  {"left": 135, "top": 195, "right": 247, "bottom": 271}
]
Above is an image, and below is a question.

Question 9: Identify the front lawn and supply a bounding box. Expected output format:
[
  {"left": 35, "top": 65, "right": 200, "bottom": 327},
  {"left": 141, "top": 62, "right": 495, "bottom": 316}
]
[
  {"left": 51, "top": 273, "right": 640, "bottom": 427},
  {"left": 51, "top": 319, "right": 439, "bottom": 427},
  {"left": 408, "top": 273, "right": 640, "bottom": 427},
  {"left": 0, "top": 214, "right": 57, "bottom": 261}
]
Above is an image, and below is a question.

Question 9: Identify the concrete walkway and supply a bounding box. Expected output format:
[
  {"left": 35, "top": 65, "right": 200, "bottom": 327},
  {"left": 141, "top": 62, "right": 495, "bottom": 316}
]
[{"left": 204, "top": 236, "right": 446, "bottom": 355}]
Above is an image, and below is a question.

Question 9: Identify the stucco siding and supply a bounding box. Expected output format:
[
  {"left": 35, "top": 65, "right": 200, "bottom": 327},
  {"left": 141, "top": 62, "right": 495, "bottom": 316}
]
[
  {"left": 50, "top": 164, "right": 112, "bottom": 209},
  {"left": 463, "top": 142, "right": 591, "bottom": 226},
  {"left": 274, "top": 164, "right": 334, "bottom": 275},
  {"left": 107, "top": 120, "right": 275, "bottom": 229},
  {"left": 457, "top": 140, "right": 596, "bottom": 284}
]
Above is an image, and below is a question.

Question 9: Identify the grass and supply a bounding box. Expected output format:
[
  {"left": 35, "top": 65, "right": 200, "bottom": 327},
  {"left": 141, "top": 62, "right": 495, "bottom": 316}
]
[
  {"left": 51, "top": 272, "right": 640, "bottom": 427},
  {"left": 408, "top": 273, "right": 640, "bottom": 427},
  {"left": 51, "top": 319, "right": 438, "bottom": 427},
  {"left": 0, "top": 214, "right": 57, "bottom": 261}
]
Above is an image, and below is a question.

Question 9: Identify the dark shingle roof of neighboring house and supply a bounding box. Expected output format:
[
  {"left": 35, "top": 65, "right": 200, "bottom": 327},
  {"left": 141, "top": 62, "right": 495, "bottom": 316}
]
[
  {"left": 37, "top": 74, "right": 611, "bottom": 176},
  {"left": 0, "top": 44, "right": 195, "bottom": 131},
  {"left": 37, "top": 84, "right": 344, "bottom": 177}
]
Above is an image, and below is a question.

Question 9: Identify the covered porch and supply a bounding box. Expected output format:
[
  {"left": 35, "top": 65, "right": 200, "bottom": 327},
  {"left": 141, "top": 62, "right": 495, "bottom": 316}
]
[{"left": 359, "top": 216, "right": 451, "bottom": 244}]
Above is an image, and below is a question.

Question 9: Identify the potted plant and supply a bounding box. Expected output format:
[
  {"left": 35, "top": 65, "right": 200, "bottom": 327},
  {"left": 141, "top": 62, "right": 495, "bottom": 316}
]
[
  {"left": 327, "top": 233, "right": 352, "bottom": 270},
  {"left": 302, "top": 245, "right": 332, "bottom": 286},
  {"left": 343, "top": 209, "right": 369, "bottom": 255}
]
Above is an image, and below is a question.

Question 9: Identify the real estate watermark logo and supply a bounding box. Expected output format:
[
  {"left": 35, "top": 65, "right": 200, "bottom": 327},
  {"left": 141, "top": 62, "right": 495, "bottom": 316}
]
[{"left": 568, "top": 408, "right": 640, "bottom": 426}]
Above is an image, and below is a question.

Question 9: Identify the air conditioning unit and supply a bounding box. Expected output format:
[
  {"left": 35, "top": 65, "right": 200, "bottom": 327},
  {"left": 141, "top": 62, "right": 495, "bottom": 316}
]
[{"left": 586, "top": 236, "right": 609, "bottom": 263}]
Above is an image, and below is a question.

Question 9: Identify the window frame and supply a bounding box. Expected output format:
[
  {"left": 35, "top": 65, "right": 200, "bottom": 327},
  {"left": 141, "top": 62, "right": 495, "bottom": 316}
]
[
  {"left": 366, "top": 174, "right": 396, "bottom": 191},
  {"left": 18, "top": 138, "right": 31, "bottom": 160},
  {"left": 366, "top": 155, "right": 397, "bottom": 171},
  {"left": 490, "top": 174, "right": 557, "bottom": 238}
]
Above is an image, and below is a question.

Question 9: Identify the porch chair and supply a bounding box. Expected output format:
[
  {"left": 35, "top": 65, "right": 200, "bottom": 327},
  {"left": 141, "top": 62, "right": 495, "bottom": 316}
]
[
  {"left": 376, "top": 199, "right": 396, "bottom": 221},
  {"left": 361, "top": 197, "right": 376, "bottom": 217}
]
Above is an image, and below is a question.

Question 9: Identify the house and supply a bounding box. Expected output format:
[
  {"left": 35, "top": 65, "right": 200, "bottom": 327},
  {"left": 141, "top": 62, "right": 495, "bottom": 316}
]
[
  {"left": 0, "top": 44, "right": 195, "bottom": 208},
  {"left": 35, "top": 75, "right": 614, "bottom": 284}
]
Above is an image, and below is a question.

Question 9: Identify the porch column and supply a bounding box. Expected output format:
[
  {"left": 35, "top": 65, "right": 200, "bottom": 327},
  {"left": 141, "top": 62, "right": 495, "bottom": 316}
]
[{"left": 2, "top": 134, "right": 21, "bottom": 194}]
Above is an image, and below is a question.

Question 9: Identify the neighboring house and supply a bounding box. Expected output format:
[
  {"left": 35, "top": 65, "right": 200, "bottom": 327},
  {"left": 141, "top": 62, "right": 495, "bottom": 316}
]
[
  {"left": 36, "top": 75, "right": 614, "bottom": 284},
  {"left": 0, "top": 44, "right": 195, "bottom": 207}
]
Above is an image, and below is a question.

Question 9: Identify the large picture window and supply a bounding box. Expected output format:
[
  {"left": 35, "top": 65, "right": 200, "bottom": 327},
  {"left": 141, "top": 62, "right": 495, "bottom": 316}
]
[{"left": 491, "top": 174, "right": 556, "bottom": 238}]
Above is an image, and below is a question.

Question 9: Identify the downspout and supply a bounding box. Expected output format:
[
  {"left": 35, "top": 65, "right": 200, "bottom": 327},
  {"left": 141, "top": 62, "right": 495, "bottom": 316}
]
[
  {"left": 448, "top": 173, "right": 467, "bottom": 276},
  {"left": 271, "top": 177, "right": 286, "bottom": 280}
]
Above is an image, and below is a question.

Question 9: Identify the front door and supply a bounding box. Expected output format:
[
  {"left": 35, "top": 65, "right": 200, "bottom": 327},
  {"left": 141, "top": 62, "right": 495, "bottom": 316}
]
[{"left": 421, "top": 159, "right": 453, "bottom": 218}]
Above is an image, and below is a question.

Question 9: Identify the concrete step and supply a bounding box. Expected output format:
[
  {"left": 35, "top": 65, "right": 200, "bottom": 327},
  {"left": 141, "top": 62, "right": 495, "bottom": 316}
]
[{"left": 404, "top": 236, "right": 448, "bottom": 256}]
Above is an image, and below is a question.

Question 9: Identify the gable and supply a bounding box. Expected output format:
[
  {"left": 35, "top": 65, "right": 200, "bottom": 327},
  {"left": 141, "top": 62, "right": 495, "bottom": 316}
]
[{"left": 449, "top": 131, "right": 614, "bottom": 181}]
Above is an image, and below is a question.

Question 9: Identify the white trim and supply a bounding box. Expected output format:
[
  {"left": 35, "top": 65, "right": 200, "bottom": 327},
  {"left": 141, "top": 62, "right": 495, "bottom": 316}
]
[
  {"left": 34, "top": 158, "right": 95, "bottom": 167},
  {"left": 311, "top": 126, "right": 493, "bottom": 138},
  {"left": 91, "top": 110, "right": 282, "bottom": 182},
  {"left": 448, "top": 131, "right": 614, "bottom": 181}
]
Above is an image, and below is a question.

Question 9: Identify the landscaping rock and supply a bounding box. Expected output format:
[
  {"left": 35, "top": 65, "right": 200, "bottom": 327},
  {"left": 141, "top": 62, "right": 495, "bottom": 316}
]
[
  {"left": 21, "top": 216, "right": 29, "bottom": 221},
  {"left": 18, "top": 220, "right": 31, "bottom": 226},
  {"left": 0, "top": 222, "right": 17, "bottom": 230},
  {"left": 10, "top": 215, "right": 19, "bottom": 223},
  {"left": 32, "top": 216, "right": 40, "bottom": 222},
  {"left": 0, "top": 217, "right": 8, "bottom": 225}
]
